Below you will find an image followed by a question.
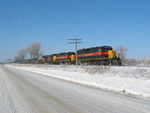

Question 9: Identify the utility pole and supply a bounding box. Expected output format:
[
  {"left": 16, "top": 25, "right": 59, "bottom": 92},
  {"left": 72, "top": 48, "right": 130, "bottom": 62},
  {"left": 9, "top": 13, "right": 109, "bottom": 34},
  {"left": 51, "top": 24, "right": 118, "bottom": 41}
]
[{"left": 68, "top": 38, "right": 82, "bottom": 66}]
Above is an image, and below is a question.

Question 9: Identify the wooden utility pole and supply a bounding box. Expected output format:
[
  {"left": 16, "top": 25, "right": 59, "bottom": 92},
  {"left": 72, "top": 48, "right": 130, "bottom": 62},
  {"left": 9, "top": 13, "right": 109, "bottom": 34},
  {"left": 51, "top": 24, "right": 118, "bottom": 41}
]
[{"left": 68, "top": 39, "right": 82, "bottom": 66}]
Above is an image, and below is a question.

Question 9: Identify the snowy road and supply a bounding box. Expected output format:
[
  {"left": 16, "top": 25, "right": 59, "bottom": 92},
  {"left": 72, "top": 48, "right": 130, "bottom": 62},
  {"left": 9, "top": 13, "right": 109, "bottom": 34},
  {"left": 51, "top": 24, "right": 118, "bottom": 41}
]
[{"left": 1, "top": 65, "right": 150, "bottom": 113}]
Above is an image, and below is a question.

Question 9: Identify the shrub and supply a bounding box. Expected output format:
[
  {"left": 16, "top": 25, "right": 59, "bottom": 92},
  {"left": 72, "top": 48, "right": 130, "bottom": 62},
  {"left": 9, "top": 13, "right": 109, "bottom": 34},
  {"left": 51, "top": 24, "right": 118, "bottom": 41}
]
[{"left": 85, "top": 66, "right": 111, "bottom": 75}]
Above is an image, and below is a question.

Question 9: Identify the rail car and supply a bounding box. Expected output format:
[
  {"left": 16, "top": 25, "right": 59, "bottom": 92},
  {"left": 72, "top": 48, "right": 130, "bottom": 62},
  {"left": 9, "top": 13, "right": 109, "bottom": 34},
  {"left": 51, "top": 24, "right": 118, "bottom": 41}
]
[
  {"left": 53, "top": 52, "right": 75, "bottom": 64},
  {"left": 38, "top": 46, "right": 122, "bottom": 66},
  {"left": 39, "top": 52, "right": 75, "bottom": 64},
  {"left": 38, "top": 54, "right": 55, "bottom": 64},
  {"left": 77, "top": 46, "right": 121, "bottom": 65}
]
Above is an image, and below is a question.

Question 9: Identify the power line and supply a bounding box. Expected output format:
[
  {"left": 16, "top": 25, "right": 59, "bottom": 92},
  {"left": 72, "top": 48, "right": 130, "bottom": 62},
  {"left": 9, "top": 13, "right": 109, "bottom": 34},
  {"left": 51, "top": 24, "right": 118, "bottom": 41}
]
[{"left": 68, "top": 38, "right": 82, "bottom": 66}]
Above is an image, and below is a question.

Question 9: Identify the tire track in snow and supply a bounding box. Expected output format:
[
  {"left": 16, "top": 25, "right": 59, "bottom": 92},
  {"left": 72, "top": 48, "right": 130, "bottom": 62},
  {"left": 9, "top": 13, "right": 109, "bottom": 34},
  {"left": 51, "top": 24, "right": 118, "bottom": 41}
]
[
  {"left": 0, "top": 80, "right": 17, "bottom": 113},
  {"left": 0, "top": 66, "right": 32, "bottom": 113}
]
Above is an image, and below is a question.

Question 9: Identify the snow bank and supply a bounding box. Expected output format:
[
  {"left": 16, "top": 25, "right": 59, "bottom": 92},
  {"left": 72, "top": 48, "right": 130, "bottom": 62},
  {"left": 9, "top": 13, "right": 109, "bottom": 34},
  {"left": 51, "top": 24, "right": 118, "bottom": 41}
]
[{"left": 7, "top": 64, "right": 150, "bottom": 97}]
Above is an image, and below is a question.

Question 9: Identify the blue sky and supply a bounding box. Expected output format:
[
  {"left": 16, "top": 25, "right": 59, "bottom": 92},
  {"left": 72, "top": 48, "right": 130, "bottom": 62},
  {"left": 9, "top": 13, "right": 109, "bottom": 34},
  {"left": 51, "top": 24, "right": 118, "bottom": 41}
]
[{"left": 0, "top": 0, "right": 150, "bottom": 61}]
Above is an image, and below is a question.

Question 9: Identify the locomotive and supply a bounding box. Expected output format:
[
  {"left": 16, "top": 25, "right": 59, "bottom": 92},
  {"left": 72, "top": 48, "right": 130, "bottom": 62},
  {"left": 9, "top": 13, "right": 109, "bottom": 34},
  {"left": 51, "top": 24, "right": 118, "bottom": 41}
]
[{"left": 38, "top": 46, "right": 122, "bottom": 65}]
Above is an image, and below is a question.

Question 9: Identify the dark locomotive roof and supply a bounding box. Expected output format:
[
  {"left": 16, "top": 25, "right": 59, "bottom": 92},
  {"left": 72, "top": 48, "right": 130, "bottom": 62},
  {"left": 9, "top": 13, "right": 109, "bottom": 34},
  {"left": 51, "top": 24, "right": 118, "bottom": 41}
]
[
  {"left": 77, "top": 46, "right": 113, "bottom": 54},
  {"left": 41, "top": 52, "right": 75, "bottom": 58},
  {"left": 42, "top": 54, "right": 56, "bottom": 58},
  {"left": 55, "top": 52, "right": 75, "bottom": 56}
]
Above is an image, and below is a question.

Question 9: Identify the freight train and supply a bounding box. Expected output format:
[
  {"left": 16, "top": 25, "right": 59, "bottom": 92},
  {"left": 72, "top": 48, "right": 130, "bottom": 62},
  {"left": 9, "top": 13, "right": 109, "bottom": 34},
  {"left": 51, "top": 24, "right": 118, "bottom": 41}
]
[{"left": 38, "top": 46, "right": 122, "bottom": 65}]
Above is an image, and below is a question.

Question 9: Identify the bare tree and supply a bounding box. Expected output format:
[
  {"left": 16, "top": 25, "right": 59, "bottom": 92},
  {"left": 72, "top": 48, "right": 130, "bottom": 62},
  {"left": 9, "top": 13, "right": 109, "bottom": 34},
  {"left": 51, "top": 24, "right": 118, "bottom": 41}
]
[
  {"left": 27, "top": 42, "right": 41, "bottom": 63},
  {"left": 116, "top": 46, "right": 128, "bottom": 64},
  {"left": 14, "top": 56, "right": 21, "bottom": 63},
  {"left": 18, "top": 49, "right": 28, "bottom": 63}
]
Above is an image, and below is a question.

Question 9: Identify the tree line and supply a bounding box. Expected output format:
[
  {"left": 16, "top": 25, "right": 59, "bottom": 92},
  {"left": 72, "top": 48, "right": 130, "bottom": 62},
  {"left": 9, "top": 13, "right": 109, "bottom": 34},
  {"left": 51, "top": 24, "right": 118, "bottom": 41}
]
[{"left": 15, "top": 42, "right": 42, "bottom": 63}]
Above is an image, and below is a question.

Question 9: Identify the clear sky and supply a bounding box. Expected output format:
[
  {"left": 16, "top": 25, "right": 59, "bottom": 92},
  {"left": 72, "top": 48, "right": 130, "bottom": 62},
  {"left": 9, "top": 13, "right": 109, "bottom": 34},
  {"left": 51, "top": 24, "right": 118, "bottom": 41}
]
[{"left": 0, "top": 0, "right": 150, "bottom": 61}]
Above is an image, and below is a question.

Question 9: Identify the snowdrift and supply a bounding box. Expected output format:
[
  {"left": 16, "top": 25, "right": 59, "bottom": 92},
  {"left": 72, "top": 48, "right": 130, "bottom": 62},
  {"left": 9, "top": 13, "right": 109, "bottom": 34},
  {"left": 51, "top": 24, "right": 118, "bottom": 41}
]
[{"left": 7, "top": 64, "right": 150, "bottom": 97}]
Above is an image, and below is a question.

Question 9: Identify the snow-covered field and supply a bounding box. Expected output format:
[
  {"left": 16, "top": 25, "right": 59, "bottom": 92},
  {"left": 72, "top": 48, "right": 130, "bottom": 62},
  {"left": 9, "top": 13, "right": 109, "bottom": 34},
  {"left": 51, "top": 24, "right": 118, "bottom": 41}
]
[{"left": 8, "top": 64, "right": 150, "bottom": 98}]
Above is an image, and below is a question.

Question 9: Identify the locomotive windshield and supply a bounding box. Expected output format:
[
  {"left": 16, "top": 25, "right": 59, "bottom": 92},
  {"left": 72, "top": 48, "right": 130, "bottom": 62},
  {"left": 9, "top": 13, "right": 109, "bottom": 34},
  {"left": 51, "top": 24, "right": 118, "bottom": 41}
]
[{"left": 100, "top": 46, "right": 112, "bottom": 52}]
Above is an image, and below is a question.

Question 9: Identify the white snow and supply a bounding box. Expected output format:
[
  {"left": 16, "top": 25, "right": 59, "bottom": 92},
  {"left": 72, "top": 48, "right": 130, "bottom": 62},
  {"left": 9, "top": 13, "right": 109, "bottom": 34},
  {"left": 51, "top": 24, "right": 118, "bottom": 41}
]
[
  {"left": 7, "top": 64, "right": 150, "bottom": 97},
  {"left": 0, "top": 66, "right": 32, "bottom": 113}
]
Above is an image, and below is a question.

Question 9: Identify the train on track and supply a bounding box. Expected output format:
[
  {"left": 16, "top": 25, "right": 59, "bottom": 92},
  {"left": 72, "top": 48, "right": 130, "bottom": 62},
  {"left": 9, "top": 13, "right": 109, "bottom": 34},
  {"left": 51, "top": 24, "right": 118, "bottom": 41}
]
[{"left": 38, "top": 46, "right": 122, "bottom": 66}]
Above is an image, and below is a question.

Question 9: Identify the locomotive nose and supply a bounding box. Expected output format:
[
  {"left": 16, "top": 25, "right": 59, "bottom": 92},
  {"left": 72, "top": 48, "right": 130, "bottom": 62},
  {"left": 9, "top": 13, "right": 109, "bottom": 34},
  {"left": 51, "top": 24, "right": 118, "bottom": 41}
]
[{"left": 108, "top": 50, "right": 116, "bottom": 59}]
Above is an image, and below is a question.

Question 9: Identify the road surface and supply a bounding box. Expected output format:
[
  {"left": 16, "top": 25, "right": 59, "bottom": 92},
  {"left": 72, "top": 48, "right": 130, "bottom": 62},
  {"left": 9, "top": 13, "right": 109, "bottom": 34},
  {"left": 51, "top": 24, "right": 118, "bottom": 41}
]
[{"left": 0, "top": 65, "right": 150, "bottom": 113}]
